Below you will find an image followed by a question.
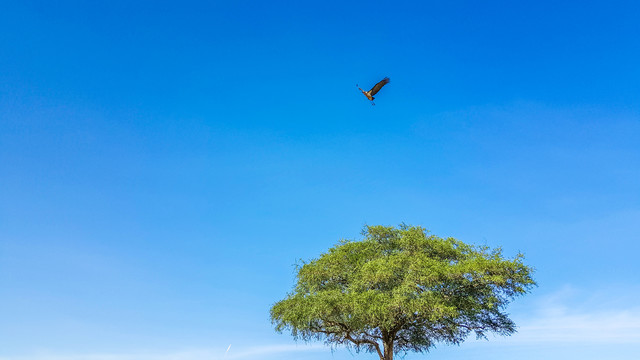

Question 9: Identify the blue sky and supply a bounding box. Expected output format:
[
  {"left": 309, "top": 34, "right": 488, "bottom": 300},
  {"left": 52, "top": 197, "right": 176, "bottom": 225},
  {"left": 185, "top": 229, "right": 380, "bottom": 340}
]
[{"left": 1, "top": 1, "right": 639, "bottom": 359}]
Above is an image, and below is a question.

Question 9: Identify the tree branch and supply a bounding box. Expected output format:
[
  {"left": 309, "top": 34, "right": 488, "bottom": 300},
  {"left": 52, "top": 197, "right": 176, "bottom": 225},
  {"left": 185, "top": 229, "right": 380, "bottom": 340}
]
[
  {"left": 344, "top": 332, "right": 384, "bottom": 360},
  {"left": 324, "top": 320, "right": 384, "bottom": 360}
]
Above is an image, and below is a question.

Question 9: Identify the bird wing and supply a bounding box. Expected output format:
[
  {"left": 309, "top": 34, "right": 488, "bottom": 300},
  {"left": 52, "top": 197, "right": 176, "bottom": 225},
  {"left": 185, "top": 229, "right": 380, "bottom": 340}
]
[{"left": 369, "top": 77, "right": 390, "bottom": 96}]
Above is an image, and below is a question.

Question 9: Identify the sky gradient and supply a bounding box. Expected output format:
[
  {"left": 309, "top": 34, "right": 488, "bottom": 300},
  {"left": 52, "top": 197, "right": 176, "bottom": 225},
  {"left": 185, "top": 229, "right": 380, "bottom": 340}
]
[{"left": 2, "top": 1, "right": 640, "bottom": 359}]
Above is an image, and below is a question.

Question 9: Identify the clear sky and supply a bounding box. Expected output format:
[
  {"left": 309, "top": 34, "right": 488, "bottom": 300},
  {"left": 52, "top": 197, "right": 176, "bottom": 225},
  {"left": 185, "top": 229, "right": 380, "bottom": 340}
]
[{"left": 1, "top": 1, "right": 639, "bottom": 359}]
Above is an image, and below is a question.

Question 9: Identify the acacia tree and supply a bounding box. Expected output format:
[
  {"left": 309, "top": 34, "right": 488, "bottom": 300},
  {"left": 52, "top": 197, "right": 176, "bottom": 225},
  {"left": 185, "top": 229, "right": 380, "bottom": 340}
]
[{"left": 270, "top": 225, "right": 535, "bottom": 360}]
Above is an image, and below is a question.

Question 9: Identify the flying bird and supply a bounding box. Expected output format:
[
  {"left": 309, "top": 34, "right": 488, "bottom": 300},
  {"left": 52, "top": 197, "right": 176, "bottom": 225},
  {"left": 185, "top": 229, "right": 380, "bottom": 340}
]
[{"left": 357, "top": 77, "right": 390, "bottom": 105}]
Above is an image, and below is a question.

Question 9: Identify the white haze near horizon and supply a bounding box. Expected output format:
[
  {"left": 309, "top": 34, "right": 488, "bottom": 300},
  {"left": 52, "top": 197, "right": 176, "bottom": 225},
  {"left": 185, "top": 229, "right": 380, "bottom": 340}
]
[{"left": 3, "top": 287, "right": 638, "bottom": 360}]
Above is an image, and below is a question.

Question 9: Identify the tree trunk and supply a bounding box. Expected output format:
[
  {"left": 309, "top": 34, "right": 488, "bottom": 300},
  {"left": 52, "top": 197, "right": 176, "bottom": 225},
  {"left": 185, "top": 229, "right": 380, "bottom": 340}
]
[{"left": 383, "top": 340, "right": 393, "bottom": 360}]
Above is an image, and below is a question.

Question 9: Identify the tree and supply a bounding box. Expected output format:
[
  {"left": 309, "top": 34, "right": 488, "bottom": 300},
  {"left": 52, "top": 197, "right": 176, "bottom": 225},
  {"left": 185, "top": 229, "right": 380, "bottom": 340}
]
[{"left": 270, "top": 224, "right": 536, "bottom": 360}]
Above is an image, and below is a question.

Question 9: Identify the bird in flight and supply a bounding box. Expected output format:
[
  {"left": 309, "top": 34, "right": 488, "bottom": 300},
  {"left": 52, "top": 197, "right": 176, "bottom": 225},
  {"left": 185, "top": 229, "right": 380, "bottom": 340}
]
[{"left": 357, "top": 77, "right": 390, "bottom": 105}]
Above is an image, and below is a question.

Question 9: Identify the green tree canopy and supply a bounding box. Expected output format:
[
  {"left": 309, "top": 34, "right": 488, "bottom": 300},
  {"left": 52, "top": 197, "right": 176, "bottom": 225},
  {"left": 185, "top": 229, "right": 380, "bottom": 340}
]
[{"left": 270, "top": 225, "right": 536, "bottom": 360}]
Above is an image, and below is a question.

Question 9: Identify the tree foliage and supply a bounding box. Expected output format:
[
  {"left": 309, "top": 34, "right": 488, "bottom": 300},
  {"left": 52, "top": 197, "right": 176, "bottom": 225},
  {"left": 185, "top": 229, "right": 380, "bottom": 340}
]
[{"left": 270, "top": 225, "right": 536, "bottom": 360}]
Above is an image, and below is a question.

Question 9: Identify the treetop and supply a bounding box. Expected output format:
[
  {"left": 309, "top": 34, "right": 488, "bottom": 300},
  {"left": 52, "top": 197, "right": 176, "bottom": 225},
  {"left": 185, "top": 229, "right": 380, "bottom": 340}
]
[{"left": 271, "top": 224, "right": 536, "bottom": 359}]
